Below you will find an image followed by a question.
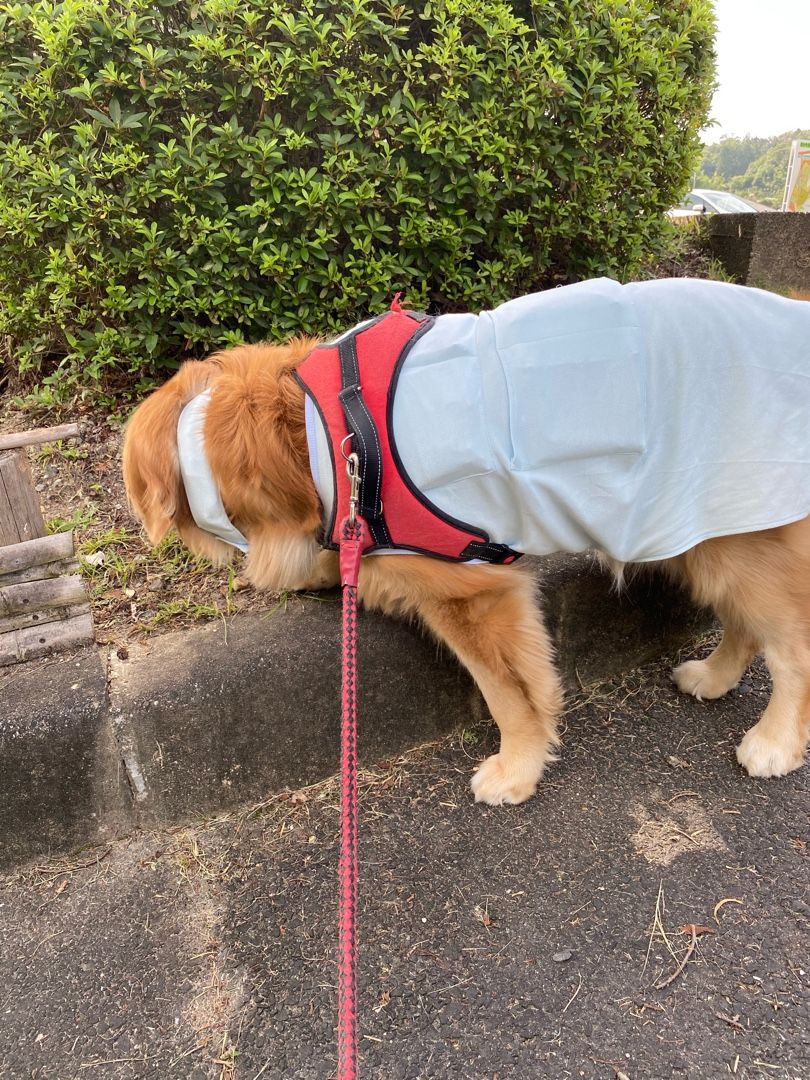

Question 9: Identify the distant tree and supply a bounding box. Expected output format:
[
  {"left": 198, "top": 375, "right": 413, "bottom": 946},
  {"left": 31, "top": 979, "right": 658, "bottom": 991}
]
[
  {"left": 696, "top": 131, "right": 810, "bottom": 207},
  {"left": 736, "top": 132, "right": 810, "bottom": 206},
  {"left": 699, "top": 135, "right": 769, "bottom": 183}
]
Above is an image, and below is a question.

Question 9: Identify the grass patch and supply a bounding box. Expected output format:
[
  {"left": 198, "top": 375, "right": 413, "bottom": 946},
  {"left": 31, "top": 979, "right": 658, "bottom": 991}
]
[
  {"left": 47, "top": 508, "right": 97, "bottom": 533},
  {"left": 145, "top": 597, "right": 225, "bottom": 630},
  {"left": 34, "top": 441, "right": 88, "bottom": 464}
]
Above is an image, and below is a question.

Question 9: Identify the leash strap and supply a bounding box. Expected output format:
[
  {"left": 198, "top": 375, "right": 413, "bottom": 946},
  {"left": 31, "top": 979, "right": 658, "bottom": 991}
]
[{"left": 337, "top": 513, "right": 368, "bottom": 1080}]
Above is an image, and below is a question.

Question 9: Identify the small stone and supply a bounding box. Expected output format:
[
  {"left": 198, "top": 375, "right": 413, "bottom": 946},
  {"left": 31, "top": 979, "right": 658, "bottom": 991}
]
[{"left": 553, "top": 949, "right": 573, "bottom": 962}]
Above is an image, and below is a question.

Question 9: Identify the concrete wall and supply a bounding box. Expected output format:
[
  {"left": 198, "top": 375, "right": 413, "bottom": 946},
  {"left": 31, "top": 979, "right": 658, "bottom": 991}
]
[{"left": 707, "top": 212, "right": 810, "bottom": 294}]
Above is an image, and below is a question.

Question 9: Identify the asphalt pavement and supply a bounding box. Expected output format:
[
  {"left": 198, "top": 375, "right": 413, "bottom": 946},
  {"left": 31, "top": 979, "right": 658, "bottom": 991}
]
[{"left": 1, "top": 650, "right": 808, "bottom": 1080}]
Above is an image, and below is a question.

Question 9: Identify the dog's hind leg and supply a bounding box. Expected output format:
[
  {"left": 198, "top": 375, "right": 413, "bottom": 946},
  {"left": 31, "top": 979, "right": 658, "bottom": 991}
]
[
  {"left": 736, "top": 641, "right": 810, "bottom": 776},
  {"left": 360, "top": 559, "right": 563, "bottom": 805},
  {"left": 672, "top": 623, "right": 758, "bottom": 701},
  {"left": 675, "top": 520, "right": 810, "bottom": 777}
]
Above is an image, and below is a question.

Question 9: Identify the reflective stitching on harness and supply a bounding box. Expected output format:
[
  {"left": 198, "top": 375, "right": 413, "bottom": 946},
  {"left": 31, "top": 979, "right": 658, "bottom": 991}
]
[
  {"left": 462, "top": 541, "right": 519, "bottom": 561},
  {"left": 340, "top": 394, "right": 391, "bottom": 544},
  {"left": 345, "top": 334, "right": 360, "bottom": 382}
]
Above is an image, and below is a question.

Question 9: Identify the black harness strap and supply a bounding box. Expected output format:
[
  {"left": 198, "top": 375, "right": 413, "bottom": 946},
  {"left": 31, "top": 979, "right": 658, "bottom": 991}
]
[
  {"left": 460, "top": 540, "right": 520, "bottom": 562},
  {"left": 337, "top": 336, "right": 391, "bottom": 547}
]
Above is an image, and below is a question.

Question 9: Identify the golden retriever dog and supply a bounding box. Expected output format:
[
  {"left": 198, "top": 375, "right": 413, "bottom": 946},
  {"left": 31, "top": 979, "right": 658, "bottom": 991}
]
[{"left": 123, "top": 278, "right": 810, "bottom": 804}]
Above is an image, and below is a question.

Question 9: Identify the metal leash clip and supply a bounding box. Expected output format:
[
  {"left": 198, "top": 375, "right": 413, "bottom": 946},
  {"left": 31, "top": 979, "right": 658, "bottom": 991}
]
[
  {"left": 340, "top": 434, "right": 362, "bottom": 527},
  {"left": 346, "top": 451, "right": 361, "bottom": 527}
]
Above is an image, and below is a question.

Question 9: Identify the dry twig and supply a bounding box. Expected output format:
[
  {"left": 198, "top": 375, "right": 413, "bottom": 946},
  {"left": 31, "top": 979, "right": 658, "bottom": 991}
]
[
  {"left": 715, "top": 1011, "right": 745, "bottom": 1032},
  {"left": 713, "top": 897, "right": 743, "bottom": 924},
  {"left": 655, "top": 924, "right": 697, "bottom": 989},
  {"left": 562, "top": 973, "right": 583, "bottom": 1013}
]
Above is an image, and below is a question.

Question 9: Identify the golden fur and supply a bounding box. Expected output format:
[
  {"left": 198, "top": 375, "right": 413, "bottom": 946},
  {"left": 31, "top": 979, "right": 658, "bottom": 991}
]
[{"left": 123, "top": 339, "right": 810, "bottom": 804}]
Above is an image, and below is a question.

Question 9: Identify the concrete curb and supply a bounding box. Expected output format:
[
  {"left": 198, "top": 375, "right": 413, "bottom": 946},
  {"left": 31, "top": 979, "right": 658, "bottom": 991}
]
[{"left": 0, "top": 557, "right": 710, "bottom": 870}]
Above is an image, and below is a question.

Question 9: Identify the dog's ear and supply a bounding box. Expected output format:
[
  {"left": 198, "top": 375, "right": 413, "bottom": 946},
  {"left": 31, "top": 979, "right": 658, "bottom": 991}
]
[
  {"left": 122, "top": 359, "right": 219, "bottom": 544},
  {"left": 204, "top": 336, "right": 322, "bottom": 531}
]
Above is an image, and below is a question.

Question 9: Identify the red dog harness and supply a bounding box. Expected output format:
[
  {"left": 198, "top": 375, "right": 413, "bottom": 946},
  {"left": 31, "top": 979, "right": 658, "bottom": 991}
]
[{"left": 296, "top": 298, "right": 520, "bottom": 564}]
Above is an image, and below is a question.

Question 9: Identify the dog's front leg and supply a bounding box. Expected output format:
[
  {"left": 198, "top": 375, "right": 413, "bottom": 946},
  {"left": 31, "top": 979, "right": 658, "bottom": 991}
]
[
  {"left": 360, "top": 559, "right": 563, "bottom": 805},
  {"left": 420, "top": 581, "right": 563, "bottom": 805}
]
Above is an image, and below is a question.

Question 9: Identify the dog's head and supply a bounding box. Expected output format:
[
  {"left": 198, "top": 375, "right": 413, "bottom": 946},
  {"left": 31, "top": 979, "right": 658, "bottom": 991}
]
[{"left": 122, "top": 337, "right": 325, "bottom": 588}]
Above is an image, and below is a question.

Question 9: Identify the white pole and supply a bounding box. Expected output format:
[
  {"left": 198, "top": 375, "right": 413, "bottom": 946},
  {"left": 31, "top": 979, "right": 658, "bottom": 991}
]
[{"left": 781, "top": 140, "right": 797, "bottom": 212}]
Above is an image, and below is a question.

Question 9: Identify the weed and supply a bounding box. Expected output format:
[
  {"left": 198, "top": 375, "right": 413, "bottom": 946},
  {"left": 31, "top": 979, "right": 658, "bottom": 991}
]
[
  {"left": 145, "top": 598, "right": 223, "bottom": 629},
  {"left": 705, "top": 258, "right": 736, "bottom": 283},
  {"left": 80, "top": 527, "right": 132, "bottom": 555},
  {"left": 261, "top": 590, "right": 336, "bottom": 621},
  {"left": 35, "top": 442, "right": 88, "bottom": 463},
  {"left": 262, "top": 592, "right": 293, "bottom": 619},
  {"left": 10, "top": 384, "right": 67, "bottom": 414},
  {"left": 47, "top": 508, "right": 97, "bottom": 533}
]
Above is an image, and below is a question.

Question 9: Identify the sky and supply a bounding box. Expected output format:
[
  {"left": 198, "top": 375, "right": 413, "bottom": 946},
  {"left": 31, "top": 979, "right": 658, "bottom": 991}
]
[{"left": 701, "top": 0, "right": 810, "bottom": 143}]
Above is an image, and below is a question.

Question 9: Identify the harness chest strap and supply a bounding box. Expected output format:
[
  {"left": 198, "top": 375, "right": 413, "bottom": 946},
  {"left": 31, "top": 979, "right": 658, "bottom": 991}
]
[{"left": 295, "top": 300, "right": 521, "bottom": 564}]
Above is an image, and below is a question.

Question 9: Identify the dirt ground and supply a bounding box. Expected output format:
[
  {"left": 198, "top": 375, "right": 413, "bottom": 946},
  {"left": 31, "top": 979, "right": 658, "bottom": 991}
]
[{"left": 1, "top": 652, "right": 807, "bottom": 1079}]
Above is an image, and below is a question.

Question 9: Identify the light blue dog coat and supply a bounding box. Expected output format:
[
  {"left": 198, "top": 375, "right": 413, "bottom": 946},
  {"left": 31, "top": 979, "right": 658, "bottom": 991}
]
[{"left": 306, "top": 277, "right": 810, "bottom": 563}]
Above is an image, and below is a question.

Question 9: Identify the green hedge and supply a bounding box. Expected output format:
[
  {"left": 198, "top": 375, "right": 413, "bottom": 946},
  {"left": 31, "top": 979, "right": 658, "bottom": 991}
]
[{"left": 0, "top": 0, "right": 716, "bottom": 400}]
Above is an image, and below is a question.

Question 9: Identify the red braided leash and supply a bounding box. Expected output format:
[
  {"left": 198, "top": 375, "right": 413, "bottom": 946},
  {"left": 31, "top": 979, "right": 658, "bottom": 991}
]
[{"left": 337, "top": 511, "right": 368, "bottom": 1080}]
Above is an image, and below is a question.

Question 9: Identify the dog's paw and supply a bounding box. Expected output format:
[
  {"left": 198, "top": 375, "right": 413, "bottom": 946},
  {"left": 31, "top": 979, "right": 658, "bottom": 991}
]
[
  {"left": 736, "top": 725, "right": 806, "bottom": 778},
  {"left": 470, "top": 752, "right": 547, "bottom": 806},
  {"left": 671, "top": 659, "right": 738, "bottom": 701}
]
